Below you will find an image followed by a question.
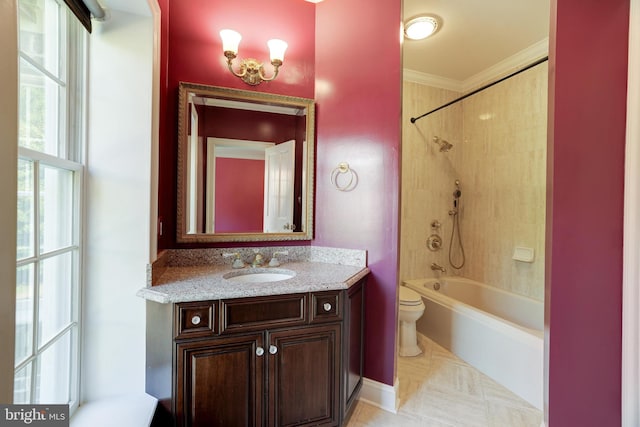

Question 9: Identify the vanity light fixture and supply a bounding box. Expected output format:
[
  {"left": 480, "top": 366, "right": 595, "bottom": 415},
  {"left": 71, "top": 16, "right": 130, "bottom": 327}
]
[
  {"left": 220, "top": 29, "right": 288, "bottom": 85},
  {"left": 404, "top": 15, "right": 440, "bottom": 40}
]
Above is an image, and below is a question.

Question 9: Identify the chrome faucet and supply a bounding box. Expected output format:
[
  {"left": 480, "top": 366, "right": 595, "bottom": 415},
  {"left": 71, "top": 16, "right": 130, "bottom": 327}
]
[{"left": 430, "top": 262, "right": 446, "bottom": 273}]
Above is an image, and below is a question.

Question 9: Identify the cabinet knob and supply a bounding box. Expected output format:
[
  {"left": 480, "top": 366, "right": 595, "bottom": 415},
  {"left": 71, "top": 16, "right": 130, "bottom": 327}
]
[
  {"left": 191, "top": 315, "right": 201, "bottom": 325},
  {"left": 269, "top": 345, "right": 278, "bottom": 355},
  {"left": 256, "top": 347, "right": 264, "bottom": 356},
  {"left": 323, "top": 302, "right": 332, "bottom": 312}
]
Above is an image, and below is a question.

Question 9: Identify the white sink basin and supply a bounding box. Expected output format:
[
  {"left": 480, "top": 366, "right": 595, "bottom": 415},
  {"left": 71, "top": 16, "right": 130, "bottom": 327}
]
[{"left": 223, "top": 269, "right": 295, "bottom": 283}]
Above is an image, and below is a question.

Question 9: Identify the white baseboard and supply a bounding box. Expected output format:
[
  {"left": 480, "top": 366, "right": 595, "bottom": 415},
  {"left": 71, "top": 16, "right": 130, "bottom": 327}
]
[{"left": 358, "top": 377, "right": 399, "bottom": 414}]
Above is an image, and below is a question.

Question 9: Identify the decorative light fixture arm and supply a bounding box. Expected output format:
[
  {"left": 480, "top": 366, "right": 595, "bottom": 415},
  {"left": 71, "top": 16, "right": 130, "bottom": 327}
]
[{"left": 223, "top": 51, "right": 282, "bottom": 86}]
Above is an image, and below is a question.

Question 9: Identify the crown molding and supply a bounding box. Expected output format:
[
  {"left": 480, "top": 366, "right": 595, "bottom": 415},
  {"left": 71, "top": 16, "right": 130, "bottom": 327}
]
[
  {"left": 402, "top": 69, "right": 464, "bottom": 92},
  {"left": 461, "top": 38, "right": 549, "bottom": 92},
  {"left": 403, "top": 38, "right": 549, "bottom": 93}
]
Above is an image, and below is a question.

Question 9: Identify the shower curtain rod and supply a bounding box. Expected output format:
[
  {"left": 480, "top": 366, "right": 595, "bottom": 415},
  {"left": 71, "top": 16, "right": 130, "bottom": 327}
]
[{"left": 410, "top": 56, "right": 549, "bottom": 124}]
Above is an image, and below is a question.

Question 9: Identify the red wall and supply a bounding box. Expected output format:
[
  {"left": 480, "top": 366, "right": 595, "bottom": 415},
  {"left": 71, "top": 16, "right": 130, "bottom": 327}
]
[
  {"left": 215, "top": 158, "right": 264, "bottom": 233},
  {"left": 201, "top": 107, "right": 299, "bottom": 142},
  {"left": 314, "top": 1, "right": 402, "bottom": 385},
  {"left": 157, "top": 0, "right": 315, "bottom": 249},
  {"left": 158, "top": 0, "right": 402, "bottom": 386},
  {"left": 546, "top": 0, "right": 628, "bottom": 424}
]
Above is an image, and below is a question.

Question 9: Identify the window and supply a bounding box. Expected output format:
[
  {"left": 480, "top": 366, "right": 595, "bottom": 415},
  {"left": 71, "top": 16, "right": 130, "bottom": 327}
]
[{"left": 15, "top": 0, "right": 85, "bottom": 413}]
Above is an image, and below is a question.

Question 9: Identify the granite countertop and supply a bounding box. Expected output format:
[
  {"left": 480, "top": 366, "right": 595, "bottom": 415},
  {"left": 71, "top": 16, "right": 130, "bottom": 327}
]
[{"left": 137, "top": 247, "right": 369, "bottom": 304}]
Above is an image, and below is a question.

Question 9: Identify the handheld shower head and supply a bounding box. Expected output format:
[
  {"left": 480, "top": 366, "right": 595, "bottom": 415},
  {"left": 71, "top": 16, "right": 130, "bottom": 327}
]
[{"left": 453, "top": 180, "right": 461, "bottom": 198}]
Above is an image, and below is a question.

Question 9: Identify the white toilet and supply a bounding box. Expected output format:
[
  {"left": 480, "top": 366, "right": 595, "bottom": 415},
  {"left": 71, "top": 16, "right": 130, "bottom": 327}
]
[{"left": 398, "top": 286, "right": 426, "bottom": 357}]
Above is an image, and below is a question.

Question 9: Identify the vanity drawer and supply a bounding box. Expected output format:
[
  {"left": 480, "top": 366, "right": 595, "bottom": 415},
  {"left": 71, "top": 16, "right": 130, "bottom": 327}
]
[
  {"left": 175, "top": 301, "right": 218, "bottom": 339},
  {"left": 220, "top": 293, "right": 307, "bottom": 333},
  {"left": 310, "top": 291, "right": 342, "bottom": 323}
]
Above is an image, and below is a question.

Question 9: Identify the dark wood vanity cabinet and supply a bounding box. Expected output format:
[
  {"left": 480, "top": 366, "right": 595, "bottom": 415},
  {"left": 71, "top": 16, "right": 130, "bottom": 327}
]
[
  {"left": 267, "top": 324, "right": 341, "bottom": 426},
  {"left": 147, "top": 277, "right": 365, "bottom": 427},
  {"left": 175, "top": 333, "right": 265, "bottom": 426}
]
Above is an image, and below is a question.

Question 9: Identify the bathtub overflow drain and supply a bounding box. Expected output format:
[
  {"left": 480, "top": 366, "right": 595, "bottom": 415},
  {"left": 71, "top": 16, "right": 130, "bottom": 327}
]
[{"left": 433, "top": 282, "right": 441, "bottom": 291}]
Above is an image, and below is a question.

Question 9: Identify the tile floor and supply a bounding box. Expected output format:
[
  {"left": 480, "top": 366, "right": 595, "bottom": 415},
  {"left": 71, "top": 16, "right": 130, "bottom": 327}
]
[{"left": 346, "top": 334, "right": 543, "bottom": 427}]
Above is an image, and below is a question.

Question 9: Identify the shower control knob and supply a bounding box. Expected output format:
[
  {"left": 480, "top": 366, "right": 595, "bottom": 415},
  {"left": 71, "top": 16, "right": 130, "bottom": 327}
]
[{"left": 427, "top": 234, "right": 443, "bottom": 251}]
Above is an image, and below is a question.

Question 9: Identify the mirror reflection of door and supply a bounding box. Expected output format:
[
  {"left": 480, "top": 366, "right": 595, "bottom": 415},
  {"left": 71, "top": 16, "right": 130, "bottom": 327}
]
[
  {"left": 186, "top": 95, "right": 201, "bottom": 234},
  {"left": 207, "top": 138, "right": 273, "bottom": 233},
  {"left": 264, "top": 140, "right": 295, "bottom": 233}
]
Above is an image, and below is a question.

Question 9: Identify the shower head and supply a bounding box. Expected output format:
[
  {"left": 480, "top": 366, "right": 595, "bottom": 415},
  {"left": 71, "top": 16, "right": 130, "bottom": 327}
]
[
  {"left": 440, "top": 140, "right": 453, "bottom": 152},
  {"left": 432, "top": 136, "right": 453, "bottom": 152}
]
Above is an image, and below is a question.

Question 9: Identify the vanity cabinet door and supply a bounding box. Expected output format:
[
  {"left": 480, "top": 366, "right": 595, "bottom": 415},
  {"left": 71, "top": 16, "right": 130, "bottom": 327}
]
[
  {"left": 175, "top": 333, "right": 264, "bottom": 427},
  {"left": 267, "top": 324, "right": 341, "bottom": 427}
]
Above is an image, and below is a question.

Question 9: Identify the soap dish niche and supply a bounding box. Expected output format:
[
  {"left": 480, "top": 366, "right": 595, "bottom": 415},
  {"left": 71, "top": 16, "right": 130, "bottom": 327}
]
[{"left": 512, "top": 246, "right": 534, "bottom": 263}]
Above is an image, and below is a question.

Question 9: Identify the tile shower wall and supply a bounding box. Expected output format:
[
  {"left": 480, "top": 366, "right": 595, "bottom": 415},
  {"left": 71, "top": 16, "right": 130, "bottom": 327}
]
[
  {"left": 401, "top": 63, "right": 547, "bottom": 301},
  {"left": 400, "top": 82, "right": 462, "bottom": 281}
]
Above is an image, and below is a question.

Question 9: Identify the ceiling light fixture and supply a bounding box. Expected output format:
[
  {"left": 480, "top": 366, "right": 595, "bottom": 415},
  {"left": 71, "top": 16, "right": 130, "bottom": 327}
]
[{"left": 404, "top": 15, "right": 440, "bottom": 40}]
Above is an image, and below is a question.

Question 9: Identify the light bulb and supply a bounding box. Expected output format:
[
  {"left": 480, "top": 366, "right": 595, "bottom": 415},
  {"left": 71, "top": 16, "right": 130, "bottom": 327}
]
[
  {"left": 404, "top": 16, "right": 439, "bottom": 40},
  {"left": 267, "top": 39, "right": 288, "bottom": 63},
  {"left": 220, "top": 29, "right": 241, "bottom": 54}
]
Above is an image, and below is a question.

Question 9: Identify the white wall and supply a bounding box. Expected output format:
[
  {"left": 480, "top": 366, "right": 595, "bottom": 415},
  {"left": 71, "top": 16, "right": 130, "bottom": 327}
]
[
  {"left": 83, "top": 10, "right": 153, "bottom": 401},
  {"left": 623, "top": 0, "right": 640, "bottom": 424},
  {"left": 0, "top": 0, "right": 18, "bottom": 404}
]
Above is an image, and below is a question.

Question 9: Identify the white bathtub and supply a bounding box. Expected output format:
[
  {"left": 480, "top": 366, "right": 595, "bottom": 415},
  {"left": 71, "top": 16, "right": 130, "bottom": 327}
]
[{"left": 403, "top": 276, "right": 544, "bottom": 410}]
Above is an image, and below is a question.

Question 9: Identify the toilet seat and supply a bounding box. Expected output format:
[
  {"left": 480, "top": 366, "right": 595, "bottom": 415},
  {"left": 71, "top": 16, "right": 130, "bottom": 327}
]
[{"left": 399, "top": 287, "right": 422, "bottom": 306}]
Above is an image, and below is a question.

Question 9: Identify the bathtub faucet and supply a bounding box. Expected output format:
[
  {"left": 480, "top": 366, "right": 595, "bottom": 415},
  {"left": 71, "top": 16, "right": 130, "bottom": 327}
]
[{"left": 430, "top": 262, "right": 446, "bottom": 273}]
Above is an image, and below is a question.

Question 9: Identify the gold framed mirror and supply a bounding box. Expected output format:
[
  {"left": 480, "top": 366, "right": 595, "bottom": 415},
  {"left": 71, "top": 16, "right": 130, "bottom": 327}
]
[{"left": 176, "top": 82, "right": 315, "bottom": 243}]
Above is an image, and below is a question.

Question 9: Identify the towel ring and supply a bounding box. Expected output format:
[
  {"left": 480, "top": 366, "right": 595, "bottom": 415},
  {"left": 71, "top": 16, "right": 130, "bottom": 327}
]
[{"left": 331, "top": 162, "right": 358, "bottom": 191}]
